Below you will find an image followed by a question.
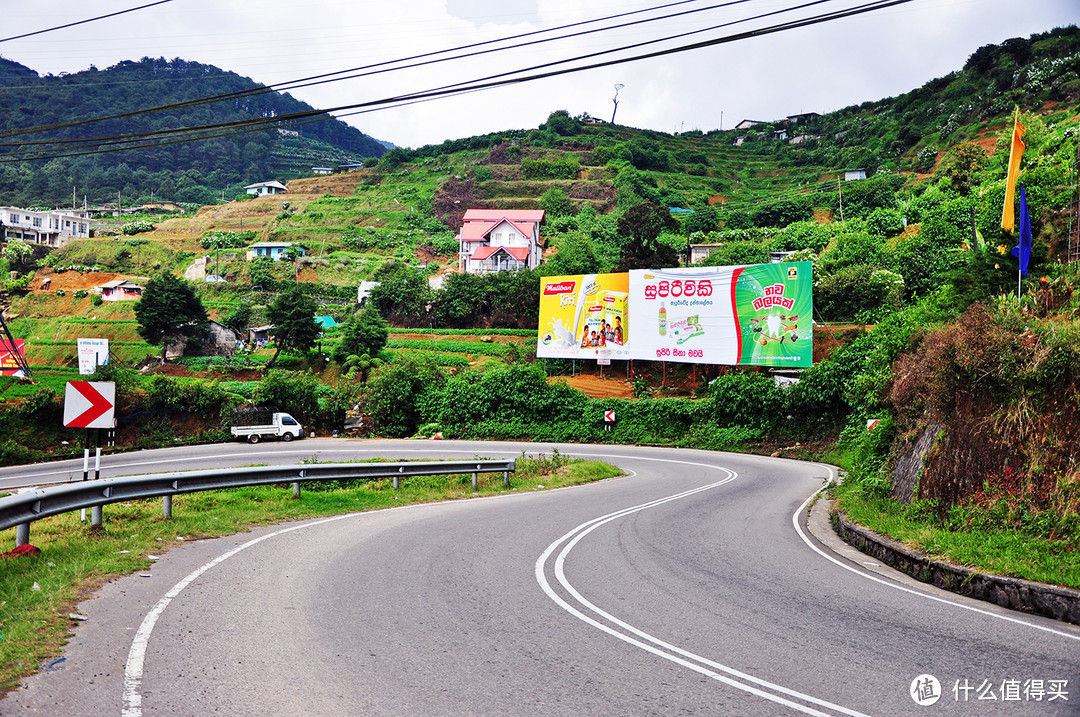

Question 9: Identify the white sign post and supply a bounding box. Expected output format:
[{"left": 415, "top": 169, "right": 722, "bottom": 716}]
[
  {"left": 77, "top": 338, "right": 109, "bottom": 375},
  {"left": 64, "top": 381, "right": 116, "bottom": 430}
]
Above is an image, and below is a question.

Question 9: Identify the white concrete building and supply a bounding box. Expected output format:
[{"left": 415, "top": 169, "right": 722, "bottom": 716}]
[
  {"left": 1, "top": 206, "right": 96, "bottom": 247},
  {"left": 243, "top": 181, "right": 288, "bottom": 196}
]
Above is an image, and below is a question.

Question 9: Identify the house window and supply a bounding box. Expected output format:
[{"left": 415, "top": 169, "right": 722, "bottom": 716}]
[
  {"left": 9, "top": 214, "right": 18, "bottom": 223},
  {"left": 32, "top": 218, "right": 42, "bottom": 227},
  {"left": 79, "top": 223, "right": 86, "bottom": 233}
]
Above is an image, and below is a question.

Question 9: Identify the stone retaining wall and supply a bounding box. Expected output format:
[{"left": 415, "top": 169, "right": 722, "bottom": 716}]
[{"left": 832, "top": 510, "right": 1080, "bottom": 625}]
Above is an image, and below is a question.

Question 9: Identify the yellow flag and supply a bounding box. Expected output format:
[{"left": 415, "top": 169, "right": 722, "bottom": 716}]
[{"left": 1001, "top": 108, "right": 1026, "bottom": 233}]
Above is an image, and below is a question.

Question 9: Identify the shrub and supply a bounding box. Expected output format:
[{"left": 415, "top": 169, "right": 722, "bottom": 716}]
[
  {"left": 521, "top": 156, "right": 580, "bottom": 180},
  {"left": 710, "top": 371, "right": 784, "bottom": 430},
  {"left": 815, "top": 265, "right": 904, "bottom": 322},
  {"left": 146, "top": 375, "right": 231, "bottom": 417},
  {"left": 121, "top": 220, "right": 155, "bottom": 235},
  {"left": 251, "top": 369, "right": 322, "bottom": 422},
  {"left": 700, "top": 241, "right": 770, "bottom": 267}
]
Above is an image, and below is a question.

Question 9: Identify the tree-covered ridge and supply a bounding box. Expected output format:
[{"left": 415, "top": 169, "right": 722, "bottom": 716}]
[{"left": 0, "top": 56, "right": 386, "bottom": 206}]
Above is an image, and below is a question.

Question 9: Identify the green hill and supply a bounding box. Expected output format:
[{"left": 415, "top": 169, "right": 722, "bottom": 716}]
[
  {"left": 0, "top": 26, "right": 1079, "bottom": 603},
  {"left": 0, "top": 56, "right": 388, "bottom": 207}
]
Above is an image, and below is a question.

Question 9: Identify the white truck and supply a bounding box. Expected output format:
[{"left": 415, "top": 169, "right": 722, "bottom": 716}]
[{"left": 230, "top": 409, "right": 305, "bottom": 443}]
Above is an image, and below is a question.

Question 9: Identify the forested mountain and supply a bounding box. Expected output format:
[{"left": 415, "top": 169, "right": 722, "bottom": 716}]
[{"left": 0, "top": 56, "right": 387, "bottom": 207}]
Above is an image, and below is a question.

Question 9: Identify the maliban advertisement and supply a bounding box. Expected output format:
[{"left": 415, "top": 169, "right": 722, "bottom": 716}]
[{"left": 537, "top": 262, "right": 812, "bottom": 368}]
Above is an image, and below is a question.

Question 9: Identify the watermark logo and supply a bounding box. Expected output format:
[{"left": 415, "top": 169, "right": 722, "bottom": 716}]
[{"left": 911, "top": 674, "right": 942, "bottom": 706}]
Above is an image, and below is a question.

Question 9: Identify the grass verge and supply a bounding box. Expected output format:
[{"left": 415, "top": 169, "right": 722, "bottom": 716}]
[
  {"left": 832, "top": 480, "right": 1080, "bottom": 591},
  {"left": 0, "top": 453, "right": 621, "bottom": 693}
]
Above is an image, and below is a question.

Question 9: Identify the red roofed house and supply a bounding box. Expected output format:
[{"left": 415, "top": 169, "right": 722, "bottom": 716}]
[{"left": 457, "top": 209, "right": 545, "bottom": 274}]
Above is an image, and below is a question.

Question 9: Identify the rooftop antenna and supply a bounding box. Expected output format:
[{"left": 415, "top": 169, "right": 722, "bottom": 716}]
[{"left": 611, "top": 83, "right": 625, "bottom": 125}]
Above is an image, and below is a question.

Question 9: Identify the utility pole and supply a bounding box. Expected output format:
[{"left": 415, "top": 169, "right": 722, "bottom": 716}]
[
  {"left": 837, "top": 176, "right": 845, "bottom": 228},
  {"left": 611, "top": 83, "right": 624, "bottom": 125}
]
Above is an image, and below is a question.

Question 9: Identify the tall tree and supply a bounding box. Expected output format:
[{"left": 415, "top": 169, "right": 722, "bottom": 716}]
[
  {"left": 134, "top": 272, "right": 209, "bottom": 363},
  {"left": 266, "top": 284, "right": 320, "bottom": 368},
  {"left": 332, "top": 306, "right": 389, "bottom": 365},
  {"left": 615, "top": 202, "right": 680, "bottom": 272}
]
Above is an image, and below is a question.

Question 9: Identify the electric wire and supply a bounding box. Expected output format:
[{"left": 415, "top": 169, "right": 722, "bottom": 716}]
[
  {"left": 0, "top": 0, "right": 724, "bottom": 139},
  {"left": 0, "top": 0, "right": 915, "bottom": 162},
  {"left": 0, "top": 1, "right": 176, "bottom": 44}
]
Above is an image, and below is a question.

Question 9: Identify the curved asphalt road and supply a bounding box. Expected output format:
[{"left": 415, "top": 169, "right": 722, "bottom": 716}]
[{"left": 3, "top": 439, "right": 1078, "bottom": 716}]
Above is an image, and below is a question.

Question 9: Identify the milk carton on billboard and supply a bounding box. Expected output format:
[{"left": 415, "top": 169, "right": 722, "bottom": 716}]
[
  {"left": 537, "top": 273, "right": 631, "bottom": 359},
  {"left": 598, "top": 290, "right": 628, "bottom": 346}
]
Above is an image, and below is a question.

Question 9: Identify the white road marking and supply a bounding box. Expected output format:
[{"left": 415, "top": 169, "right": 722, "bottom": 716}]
[
  {"left": 121, "top": 512, "right": 361, "bottom": 716},
  {"left": 535, "top": 459, "right": 870, "bottom": 717},
  {"left": 791, "top": 465, "right": 1080, "bottom": 642},
  {"left": 118, "top": 444, "right": 1080, "bottom": 717}
]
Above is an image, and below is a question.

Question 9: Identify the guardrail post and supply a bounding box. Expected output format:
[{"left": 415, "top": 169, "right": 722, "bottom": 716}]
[
  {"left": 292, "top": 482, "right": 301, "bottom": 499},
  {"left": 394, "top": 466, "right": 404, "bottom": 490},
  {"left": 163, "top": 495, "right": 172, "bottom": 519},
  {"left": 472, "top": 472, "right": 478, "bottom": 490},
  {"left": 15, "top": 523, "right": 29, "bottom": 547},
  {"left": 504, "top": 470, "right": 510, "bottom": 487},
  {"left": 91, "top": 505, "right": 103, "bottom": 528}
]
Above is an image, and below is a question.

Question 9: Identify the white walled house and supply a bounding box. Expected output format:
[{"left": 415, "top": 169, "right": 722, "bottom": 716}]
[
  {"left": 243, "top": 180, "right": 288, "bottom": 196},
  {"left": 1, "top": 207, "right": 96, "bottom": 247},
  {"left": 93, "top": 279, "right": 143, "bottom": 301},
  {"left": 457, "top": 209, "right": 545, "bottom": 274}
]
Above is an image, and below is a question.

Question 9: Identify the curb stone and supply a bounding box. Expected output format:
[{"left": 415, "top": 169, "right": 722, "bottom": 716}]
[{"left": 830, "top": 508, "right": 1080, "bottom": 626}]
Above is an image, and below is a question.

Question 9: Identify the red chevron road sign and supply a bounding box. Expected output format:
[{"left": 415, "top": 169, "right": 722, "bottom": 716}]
[{"left": 64, "top": 381, "right": 115, "bottom": 429}]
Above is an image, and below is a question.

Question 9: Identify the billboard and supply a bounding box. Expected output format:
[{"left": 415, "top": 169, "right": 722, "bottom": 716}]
[
  {"left": 538, "top": 263, "right": 813, "bottom": 367},
  {"left": 630, "top": 263, "right": 812, "bottom": 367},
  {"left": 77, "top": 338, "right": 109, "bottom": 375},
  {"left": 536, "top": 273, "right": 633, "bottom": 361},
  {"left": 0, "top": 338, "right": 27, "bottom": 377}
]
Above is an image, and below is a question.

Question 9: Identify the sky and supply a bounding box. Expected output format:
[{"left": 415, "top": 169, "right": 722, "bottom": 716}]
[{"left": 0, "top": 0, "right": 1076, "bottom": 149}]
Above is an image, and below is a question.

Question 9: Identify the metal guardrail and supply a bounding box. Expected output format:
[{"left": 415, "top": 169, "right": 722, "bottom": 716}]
[{"left": 0, "top": 459, "right": 516, "bottom": 547}]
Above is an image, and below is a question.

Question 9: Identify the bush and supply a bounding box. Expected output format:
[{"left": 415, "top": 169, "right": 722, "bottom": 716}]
[
  {"left": 815, "top": 265, "right": 904, "bottom": 322},
  {"left": 362, "top": 354, "right": 446, "bottom": 437},
  {"left": 121, "top": 220, "right": 155, "bottom": 235},
  {"left": 866, "top": 207, "right": 905, "bottom": 236},
  {"left": 710, "top": 371, "right": 784, "bottom": 430},
  {"left": 700, "top": 241, "right": 770, "bottom": 267},
  {"left": 521, "top": 156, "right": 580, "bottom": 180},
  {"left": 146, "top": 375, "right": 231, "bottom": 417},
  {"left": 251, "top": 370, "right": 322, "bottom": 421}
]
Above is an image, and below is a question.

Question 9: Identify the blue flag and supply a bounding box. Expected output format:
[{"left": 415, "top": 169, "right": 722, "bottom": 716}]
[{"left": 1010, "top": 184, "right": 1031, "bottom": 276}]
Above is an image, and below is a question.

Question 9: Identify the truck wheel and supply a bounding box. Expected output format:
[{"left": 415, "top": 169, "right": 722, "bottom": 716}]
[
  {"left": 282, "top": 432, "right": 294, "bottom": 442},
  {"left": 248, "top": 434, "right": 260, "bottom": 444}
]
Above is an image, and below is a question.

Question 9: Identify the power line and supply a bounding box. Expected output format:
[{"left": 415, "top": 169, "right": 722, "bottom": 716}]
[
  {"left": 0, "top": 1, "right": 176, "bottom": 44},
  {"left": 2, "top": 0, "right": 800, "bottom": 154},
  {"left": 0, "top": 0, "right": 917, "bottom": 162},
  {"left": 0, "top": 0, "right": 718, "bottom": 140}
]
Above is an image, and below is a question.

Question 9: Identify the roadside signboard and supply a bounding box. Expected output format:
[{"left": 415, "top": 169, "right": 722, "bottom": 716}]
[
  {"left": 536, "top": 273, "right": 631, "bottom": 361},
  {"left": 628, "top": 263, "right": 812, "bottom": 368},
  {"left": 64, "top": 381, "right": 115, "bottom": 429},
  {"left": 77, "top": 338, "right": 110, "bottom": 375},
  {"left": 0, "top": 338, "right": 26, "bottom": 376},
  {"left": 539, "top": 264, "right": 813, "bottom": 367}
]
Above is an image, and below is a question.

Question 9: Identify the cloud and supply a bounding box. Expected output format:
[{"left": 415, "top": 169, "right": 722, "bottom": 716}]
[{"left": 1, "top": 0, "right": 1076, "bottom": 148}]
